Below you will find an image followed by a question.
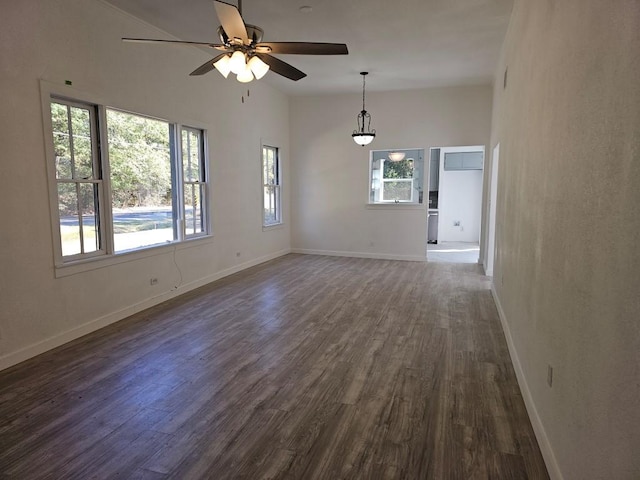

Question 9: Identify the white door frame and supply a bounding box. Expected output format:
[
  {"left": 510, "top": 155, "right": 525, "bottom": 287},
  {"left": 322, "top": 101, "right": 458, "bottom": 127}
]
[{"left": 485, "top": 143, "right": 500, "bottom": 276}]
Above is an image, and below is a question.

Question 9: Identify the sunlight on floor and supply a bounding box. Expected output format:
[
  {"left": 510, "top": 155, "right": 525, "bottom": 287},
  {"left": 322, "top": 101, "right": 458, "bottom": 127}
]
[{"left": 427, "top": 241, "right": 480, "bottom": 264}]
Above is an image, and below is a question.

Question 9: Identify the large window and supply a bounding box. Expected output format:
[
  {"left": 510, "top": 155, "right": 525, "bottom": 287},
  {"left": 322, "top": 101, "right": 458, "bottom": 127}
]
[
  {"left": 49, "top": 97, "right": 209, "bottom": 264},
  {"left": 369, "top": 149, "right": 425, "bottom": 204},
  {"left": 262, "top": 145, "right": 281, "bottom": 226}
]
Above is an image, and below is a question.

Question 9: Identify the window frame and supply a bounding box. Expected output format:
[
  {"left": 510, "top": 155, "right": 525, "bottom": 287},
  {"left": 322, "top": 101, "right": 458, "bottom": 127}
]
[
  {"left": 49, "top": 98, "right": 108, "bottom": 261},
  {"left": 180, "top": 126, "right": 209, "bottom": 240},
  {"left": 41, "top": 82, "right": 211, "bottom": 275},
  {"left": 368, "top": 148, "right": 426, "bottom": 206},
  {"left": 380, "top": 159, "right": 415, "bottom": 203},
  {"left": 261, "top": 143, "right": 282, "bottom": 227}
]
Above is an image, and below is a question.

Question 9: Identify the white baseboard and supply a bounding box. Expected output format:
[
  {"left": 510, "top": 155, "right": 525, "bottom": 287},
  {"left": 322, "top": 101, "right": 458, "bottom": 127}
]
[
  {"left": 291, "top": 248, "right": 427, "bottom": 263},
  {"left": 491, "top": 285, "right": 563, "bottom": 480},
  {"left": 0, "top": 249, "right": 291, "bottom": 372}
]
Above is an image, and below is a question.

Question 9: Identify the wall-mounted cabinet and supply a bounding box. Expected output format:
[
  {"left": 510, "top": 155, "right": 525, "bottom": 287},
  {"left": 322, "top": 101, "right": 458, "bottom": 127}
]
[{"left": 444, "top": 151, "right": 484, "bottom": 170}]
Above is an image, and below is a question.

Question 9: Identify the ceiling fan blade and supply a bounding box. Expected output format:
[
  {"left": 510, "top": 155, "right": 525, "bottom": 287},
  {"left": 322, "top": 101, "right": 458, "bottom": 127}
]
[
  {"left": 256, "top": 42, "right": 349, "bottom": 55},
  {"left": 190, "top": 54, "right": 227, "bottom": 76},
  {"left": 122, "top": 37, "right": 225, "bottom": 49},
  {"left": 213, "top": 1, "right": 248, "bottom": 44},
  {"left": 256, "top": 53, "right": 306, "bottom": 81}
]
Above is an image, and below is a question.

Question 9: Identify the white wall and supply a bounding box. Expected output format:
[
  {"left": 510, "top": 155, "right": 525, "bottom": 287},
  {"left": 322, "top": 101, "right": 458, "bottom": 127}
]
[
  {"left": 439, "top": 170, "right": 483, "bottom": 242},
  {"left": 489, "top": 1, "right": 640, "bottom": 478},
  {"left": 290, "top": 86, "right": 492, "bottom": 260},
  {"left": 0, "top": 0, "right": 291, "bottom": 369},
  {"left": 438, "top": 147, "right": 484, "bottom": 243}
]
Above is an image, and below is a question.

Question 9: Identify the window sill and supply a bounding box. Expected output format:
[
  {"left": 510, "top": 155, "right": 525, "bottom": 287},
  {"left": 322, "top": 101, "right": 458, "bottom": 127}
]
[
  {"left": 54, "top": 235, "right": 214, "bottom": 278},
  {"left": 366, "top": 203, "right": 426, "bottom": 211},
  {"left": 262, "top": 223, "right": 285, "bottom": 232}
]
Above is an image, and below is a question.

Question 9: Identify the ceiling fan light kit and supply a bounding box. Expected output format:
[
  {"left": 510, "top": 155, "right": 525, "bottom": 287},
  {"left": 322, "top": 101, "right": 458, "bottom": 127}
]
[
  {"left": 213, "top": 54, "right": 232, "bottom": 78},
  {"left": 122, "top": 0, "right": 348, "bottom": 83},
  {"left": 352, "top": 72, "right": 376, "bottom": 146},
  {"left": 236, "top": 64, "right": 254, "bottom": 83},
  {"left": 248, "top": 55, "right": 269, "bottom": 79},
  {"left": 229, "top": 50, "right": 247, "bottom": 74}
]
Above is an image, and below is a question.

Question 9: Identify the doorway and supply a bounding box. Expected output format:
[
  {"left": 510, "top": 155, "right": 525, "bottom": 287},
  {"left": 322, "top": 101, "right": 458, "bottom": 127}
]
[{"left": 426, "top": 145, "right": 485, "bottom": 263}]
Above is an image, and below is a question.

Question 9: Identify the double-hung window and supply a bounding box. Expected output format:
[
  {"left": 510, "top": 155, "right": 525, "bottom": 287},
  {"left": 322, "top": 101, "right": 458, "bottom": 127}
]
[
  {"left": 262, "top": 145, "right": 281, "bottom": 226},
  {"left": 48, "top": 96, "right": 209, "bottom": 266},
  {"left": 181, "top": 128, "right": 207, "bottom": 237},
  {"left": 51, "top": 101, "right": 104, "bottom": 258}
]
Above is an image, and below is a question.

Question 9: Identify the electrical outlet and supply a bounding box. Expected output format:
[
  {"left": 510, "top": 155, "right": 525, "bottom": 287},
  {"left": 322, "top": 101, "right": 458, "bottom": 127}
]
[
  {"left": 454, "top": 220, "right": 461, "bottom": 226},
  {"left": 547, "top": 365, "right": 553, "bottom": 387},
  {"left": 150, "top": 278, "right": 158, "bottom": 286}
]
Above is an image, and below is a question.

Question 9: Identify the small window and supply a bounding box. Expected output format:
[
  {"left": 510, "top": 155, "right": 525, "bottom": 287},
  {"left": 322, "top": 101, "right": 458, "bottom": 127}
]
[
  {"left": 262, "top": 145, "right": 281, "bottom": 226},
  {"left": 369, "top": 149, "right": 425, "bottom": 204},
  {"left": 181, "top": 127, "right": 207, "bottom": 238}
]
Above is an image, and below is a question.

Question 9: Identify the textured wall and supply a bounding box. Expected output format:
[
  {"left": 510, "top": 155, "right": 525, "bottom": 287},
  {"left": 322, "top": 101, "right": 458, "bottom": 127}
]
[
  {"left": 0, "top": 0, "right": 291, "bottom": 368},
  {"left": 490, "top": 1, "right": 640, "bottom": 478},
  {"left": 290, "top": 86, "right": 493, "bottom": 260}
]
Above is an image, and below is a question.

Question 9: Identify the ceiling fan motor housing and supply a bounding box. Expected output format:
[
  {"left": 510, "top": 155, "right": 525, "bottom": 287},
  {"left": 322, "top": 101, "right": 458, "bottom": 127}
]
[{"left": 218, "top": 24, "right": 263, "bottom": 46}]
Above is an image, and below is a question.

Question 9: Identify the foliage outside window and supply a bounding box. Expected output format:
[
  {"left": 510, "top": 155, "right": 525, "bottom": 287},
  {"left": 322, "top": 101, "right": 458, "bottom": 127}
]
[
  {"left": 182, "top": 128, "right": 207, "bottom": 237},
  {"left": 51, "top": 101, "right": 103, "bottom": 257},
  {"left": 106, "top": 109, "right": 174, "bottom": 252},
  {"left": 262, "top": 145, "right": 281, "bottom": 226},
  {"left": 50, "top": 98, "right": 209, "bottom": 263},
  {"left": 369, "top": 149, "right": 425, "bottom": 204}
]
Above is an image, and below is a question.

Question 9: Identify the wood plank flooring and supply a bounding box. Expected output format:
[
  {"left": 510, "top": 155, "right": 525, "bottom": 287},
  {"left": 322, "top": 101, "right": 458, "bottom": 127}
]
[{"left": 0, "top": 254, "right": 549, "bottom": 479}]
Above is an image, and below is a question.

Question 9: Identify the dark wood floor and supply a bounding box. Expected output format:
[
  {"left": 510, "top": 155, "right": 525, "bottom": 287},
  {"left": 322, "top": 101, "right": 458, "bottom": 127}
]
[{"left": 0, "top": 254, "right": 549, "bottom": 479}]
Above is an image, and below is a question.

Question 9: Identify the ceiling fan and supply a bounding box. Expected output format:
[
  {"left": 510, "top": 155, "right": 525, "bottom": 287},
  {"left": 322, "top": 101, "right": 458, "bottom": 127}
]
[{"left": 122, "top": 0, "right": 349, "bottom": 83}]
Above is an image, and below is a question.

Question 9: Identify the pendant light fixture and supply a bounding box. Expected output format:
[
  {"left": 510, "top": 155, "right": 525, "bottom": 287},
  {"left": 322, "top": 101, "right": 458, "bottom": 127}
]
[
  {"left": 352, "top": 72, "right": 376, "bottom": 146},
  {"left": 388, "top": 151, "right": 406, "bottom": 162}
]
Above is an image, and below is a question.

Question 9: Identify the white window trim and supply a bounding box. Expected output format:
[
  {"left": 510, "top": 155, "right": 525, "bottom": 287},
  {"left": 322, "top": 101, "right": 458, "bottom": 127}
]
[
  {"left": 40, "top": 81, "right": 212, "bottom": 276},
  {"left": 178, "top": 125, "right": 210, "bottom": 241}
]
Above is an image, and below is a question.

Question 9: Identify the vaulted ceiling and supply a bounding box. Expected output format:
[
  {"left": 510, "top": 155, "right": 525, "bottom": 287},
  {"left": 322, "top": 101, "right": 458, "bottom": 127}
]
[{"left": 105, "top": 0, "right": 513, "bottom": 96}]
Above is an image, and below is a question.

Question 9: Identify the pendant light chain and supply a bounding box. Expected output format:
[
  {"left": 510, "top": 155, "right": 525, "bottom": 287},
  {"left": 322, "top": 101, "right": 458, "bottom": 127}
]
[
  {"left": 352, "top": 72, "right": 376, "bottom": 146},
  {"left": 362, "top": 73, "right": 366, "bottom": 113}
]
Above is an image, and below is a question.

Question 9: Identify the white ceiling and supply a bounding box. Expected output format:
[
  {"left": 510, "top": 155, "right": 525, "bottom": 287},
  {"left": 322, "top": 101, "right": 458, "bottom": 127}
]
[{"left": 105, "top": 0, "right": 513, "bottom": 96}]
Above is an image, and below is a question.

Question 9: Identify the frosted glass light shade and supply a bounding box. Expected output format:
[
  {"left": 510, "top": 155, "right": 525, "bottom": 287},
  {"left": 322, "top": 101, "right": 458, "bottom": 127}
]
[
  {"left": 229, "top": 51, "right": 246, "bottom": 75},
  {"left": 236, "top": 65, "right": 254, "bottom": 83},
  {"left": 213, "top": 55, "right": 231, "bottom": 78},
  {"left": 388, "top": 151, "right": 406, "bottom": 161},
  {"left": 248, "top": 56, "right": 270, "bottom": 79},
  {"left": 352, "top": 133, "right": 375, "bottom": 146}
]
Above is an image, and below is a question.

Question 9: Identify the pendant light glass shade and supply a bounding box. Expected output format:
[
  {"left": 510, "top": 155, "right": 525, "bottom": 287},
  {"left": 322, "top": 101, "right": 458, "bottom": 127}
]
[
  {"left": 352, "top": 133, "right": 376, "bottom": 146},
  {"left": 388, "top": 151, "right": 406, "bottom": 162},
  {"left": 352, "top": 72, "right": 376, "bottom": 146},
  {"left": 248, "top": 56, "right": 270, "bottom": 79},
  {"left": 213, "top": 55, "right": 232, "bottom": 78}
]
